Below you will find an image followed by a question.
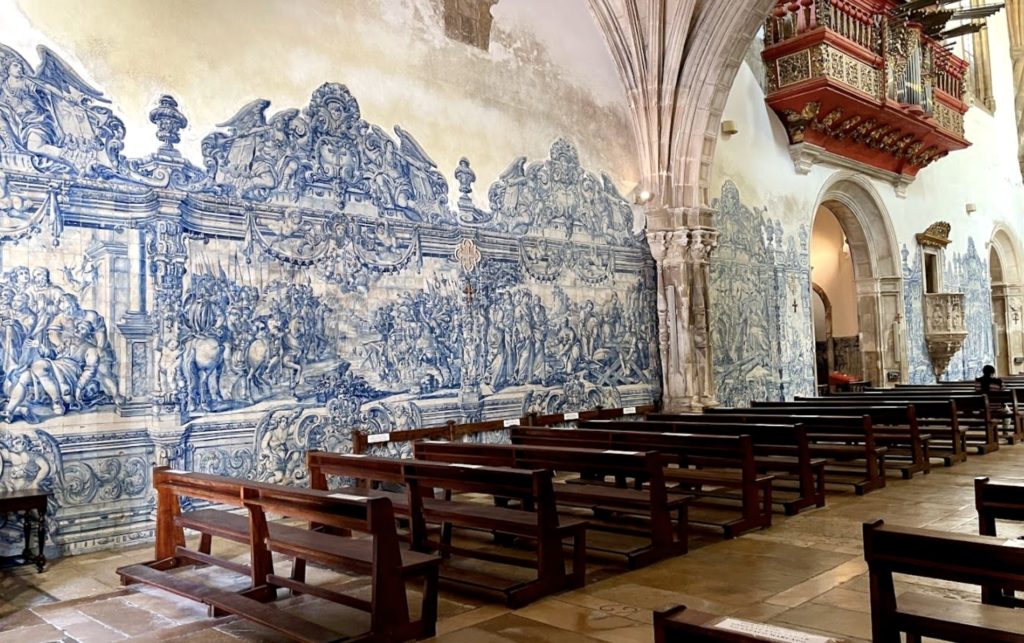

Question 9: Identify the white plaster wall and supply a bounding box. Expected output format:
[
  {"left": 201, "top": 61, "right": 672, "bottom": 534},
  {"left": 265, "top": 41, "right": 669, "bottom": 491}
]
[
  {"left": 0, "top": 0, "right": 640, "bottom": 200},
  {"left": 810, "top": 207, "right": 858, "bottom": 337},
  {"left": 713, "top": 12, "right": 1024, "bottom": 257}
]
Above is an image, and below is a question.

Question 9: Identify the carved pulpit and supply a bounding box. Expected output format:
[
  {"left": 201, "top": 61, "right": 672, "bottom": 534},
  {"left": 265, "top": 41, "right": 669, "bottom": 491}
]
[
  {"left": 923, "top": 292, "right": 967, "bottom": 379},
  {"left": 916, "top": 222, "right": 966, "bottom": 379}
]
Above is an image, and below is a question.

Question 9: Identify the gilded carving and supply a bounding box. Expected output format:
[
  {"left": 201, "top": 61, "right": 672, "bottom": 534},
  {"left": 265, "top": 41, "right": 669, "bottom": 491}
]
[
  {"left": 778, "top": 51, "right": 813, "bottom": 87},
  {"left": 834, "top": 115, "right": 862, "bottom": 139},
  {"left": 772, "top": 43, "right": 882, "bottom": 98},
  {"left": 916, "top": 221, "right": 952, "bottom": 248},
  {"left": 932, "top": 102, "right": 965, "bottom": 138},
  {"left": 782, "top": 101, "right": 821, "bottom": 143},
  {"left": 851, "top": 118, "right": 878, "bottom": 142}
]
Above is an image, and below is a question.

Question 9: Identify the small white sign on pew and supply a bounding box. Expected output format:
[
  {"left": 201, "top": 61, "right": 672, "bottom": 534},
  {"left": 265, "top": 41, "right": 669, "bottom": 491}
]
[
  {"left": 328, "top": 493, "right": 368, "bottom": 503},
  {"left": 367, "top": 433, "right": 391, "bottom": 444},
  {"left": 563, "top": 412, "right": 579, "bottom": 421},
  {"left": 713, "top": 618, "right": 841, "bottom": 643}
]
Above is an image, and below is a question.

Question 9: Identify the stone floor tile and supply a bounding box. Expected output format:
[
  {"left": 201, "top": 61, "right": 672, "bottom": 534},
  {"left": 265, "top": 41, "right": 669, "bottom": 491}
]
[
  {"left": 772, "top": 602, "right": 872, "bottom": 640},
  {"left": 428, "top": 612, "right": 605, "bottom": 642},
  {"left": 77, "top": 598, "right": 177, "bottom": 636},
  {"left": 513, "top": 598, "right": 651, "bottom": 643},
  {"left": 764, "top": 557, "right": 867, "bottom": 607},
  {"left": 0, "top": 622, "right": 66, "bottom": 643}
]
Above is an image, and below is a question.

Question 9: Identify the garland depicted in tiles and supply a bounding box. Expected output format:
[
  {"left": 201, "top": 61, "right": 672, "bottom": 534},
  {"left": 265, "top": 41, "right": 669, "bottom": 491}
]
[{"left": 0, "top": 43, "right": 659, "bottom": 552}]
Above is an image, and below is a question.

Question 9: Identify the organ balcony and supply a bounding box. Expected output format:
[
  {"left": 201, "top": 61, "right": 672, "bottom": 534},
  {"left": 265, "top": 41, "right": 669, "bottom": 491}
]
[{"left": 763, "top": 0, "right": 971, "bottom": 193}]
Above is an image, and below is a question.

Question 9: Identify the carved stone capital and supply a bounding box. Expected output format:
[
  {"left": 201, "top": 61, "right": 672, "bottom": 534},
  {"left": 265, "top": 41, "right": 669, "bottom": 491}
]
[{"left": 645, "top": 230, "right": 672, "bottom": 263}]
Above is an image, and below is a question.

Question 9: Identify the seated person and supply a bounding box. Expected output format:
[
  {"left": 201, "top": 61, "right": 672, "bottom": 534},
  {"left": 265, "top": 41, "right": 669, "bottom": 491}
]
[{"left": 975, "top": 364, "right": 1004, "bottom": 393}]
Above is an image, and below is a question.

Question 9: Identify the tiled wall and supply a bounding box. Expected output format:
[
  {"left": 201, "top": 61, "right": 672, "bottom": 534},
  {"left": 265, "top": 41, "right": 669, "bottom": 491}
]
[
  {"left": 709, "top": 181, "right": 814, "bottom": 407},
  {"left": 0, "top": 44, "right": 659, "bottom": 553},
  {"left": 901, "top": 239, "right": 995, "bottom": 383}
]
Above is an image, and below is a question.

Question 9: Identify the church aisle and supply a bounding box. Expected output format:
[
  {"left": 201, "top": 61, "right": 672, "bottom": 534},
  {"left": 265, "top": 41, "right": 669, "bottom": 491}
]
[{"left": 1, "top": 446, "right": 1021, "bottom": 643}]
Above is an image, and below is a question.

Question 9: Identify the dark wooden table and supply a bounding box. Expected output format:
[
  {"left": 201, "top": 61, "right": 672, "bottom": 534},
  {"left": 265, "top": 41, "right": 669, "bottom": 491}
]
[{"left": 0, "top": 489, "right": 50, "bottom": 573}]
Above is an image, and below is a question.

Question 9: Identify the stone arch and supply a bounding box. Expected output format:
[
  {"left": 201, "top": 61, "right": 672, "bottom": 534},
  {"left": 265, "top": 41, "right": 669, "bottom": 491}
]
[
  {"left": 812, "top": 172, "right": 905, "bottom": 386},
  {"left": 988, "top": 225, "right": 1024, "bottom": 374},
  {"left": 990, "top": 225, "right": 1023, "bottom": 285},
  {"left": 811, "top": 282, "right": 834, "bottom": 380}
]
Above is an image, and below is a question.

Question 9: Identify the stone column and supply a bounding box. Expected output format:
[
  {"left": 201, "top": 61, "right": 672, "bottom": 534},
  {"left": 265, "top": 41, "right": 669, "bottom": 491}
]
[
  {"left": 1007, "top": 0, "right": 1024, "bottom": 178},
  {"left": 645, "top": 223, "right": 718, "bottom": 412}
]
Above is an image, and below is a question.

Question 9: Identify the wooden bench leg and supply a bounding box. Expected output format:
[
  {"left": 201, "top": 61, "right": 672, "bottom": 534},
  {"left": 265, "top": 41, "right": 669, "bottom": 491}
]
[
  {"left": 571, "top": 528, "right": 587, "bottom": 588},
  {"left": 419, "top": 569, "right": 439, "bottom": 638},
  {"left": 290, "top": 557, "right": 306, "bottom": 593},
  {"left": 675, "top": 507, "right": 688, "bottom": 555}
]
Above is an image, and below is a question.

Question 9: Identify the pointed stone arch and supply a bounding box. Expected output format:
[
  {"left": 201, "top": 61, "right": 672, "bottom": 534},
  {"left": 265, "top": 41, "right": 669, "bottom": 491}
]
[
  {"left": 812, "top": 172, "right": 905, "bottom": 386},
  {"left": 587, "top": 0, "right": 777, "bottom": 409}
]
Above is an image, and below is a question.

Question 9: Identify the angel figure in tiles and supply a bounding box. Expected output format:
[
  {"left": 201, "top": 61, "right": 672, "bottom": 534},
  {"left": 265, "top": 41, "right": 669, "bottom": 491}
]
[{"left": 0, "top": 44, "right": 125, "bottom": 174}]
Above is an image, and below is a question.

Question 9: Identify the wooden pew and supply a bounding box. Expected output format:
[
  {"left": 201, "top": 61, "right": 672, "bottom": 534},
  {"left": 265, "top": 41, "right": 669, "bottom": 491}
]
[
  {"left": 894, "top": 384, "right": 1024, "bottom": 445},
  {"left": 688, "top": 411, "right": 888, "bottom": 494},
  {"left": 793, "top": 396, "right": 968, "bottom": 465},
  {"left": 975, "top": 476, "right": 1024, "bottom": 608},
  {"left": 509, "top": 426, "right": 773, "bottom": 538},
  {"left": 307, "top": 451, "right": 587, "bottom": 607},
  {"left": 524, "top": 404, "right": 658, "bottom": 427},
  {"left": 892, "top": 384, "right": 1019, "bottom": 444},
  {"left": 580, "top": 419, "right": 825, "bottom": 515},
  {"left": 653, "top": 604, "right": 848, "bottom": 642},
  {"left": 863, "top": 519, "right": 1024, "bottom": 642},
  {"left": 117, "top": 467, "right": 441, "bottom": 642},
  {"left": 412, "top": 440, "right": 689, "bottom": 567},
  {"left": 751, "top": 402, "right": 933, "bottom": 476},
  {"left": 825, "top": 392, "right": 999, "bottom": 454},
  {"left": 349, "top": 405, "right": 660, "bottom": 458},
  {"left": 785, "top": 398, "right": 961, "bottom": 467},
  {"left": 352, "top": 423, "right": 453, "bottom": 455}
]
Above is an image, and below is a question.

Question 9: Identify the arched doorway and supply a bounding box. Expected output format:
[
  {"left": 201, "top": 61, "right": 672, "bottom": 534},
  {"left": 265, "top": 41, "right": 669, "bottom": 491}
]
[
  {"left": 989, "top": 226, "right": 1024, "bottom": 375},
  {"left": 811, "top": 283, "right": 833, "bottom": 384},
  {"left": 810, "top": 208, "right": 860, "bottom": 384},
  {"left": 810, "top": 174, "right": 904, "bottom": 387}
]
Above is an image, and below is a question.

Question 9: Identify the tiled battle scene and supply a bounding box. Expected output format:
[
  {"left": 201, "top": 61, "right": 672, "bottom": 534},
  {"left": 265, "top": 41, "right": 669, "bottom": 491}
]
[{"left": 2, "top": 446, "right": 1022, "bottom": 643}]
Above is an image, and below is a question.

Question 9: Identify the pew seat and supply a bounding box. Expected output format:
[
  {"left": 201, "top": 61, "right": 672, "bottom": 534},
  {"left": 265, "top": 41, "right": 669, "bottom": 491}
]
[
  {"left": 864, "top": 519, "right": 1024, "bottom": 643},
  {"left": 117, "top": 564, "right": 343, "bottom": 643},
  {"left": 412, "top": 441, "right": 690, "bottom": 567},
  {"left": 308, "top": 452, "right": 588, "bottom": 607},
  {"left": 177, "top": 508, "right": 440, "bottom": 573},
  {"left": 119, "top": 467, "right": 441, "bottom": 642}
]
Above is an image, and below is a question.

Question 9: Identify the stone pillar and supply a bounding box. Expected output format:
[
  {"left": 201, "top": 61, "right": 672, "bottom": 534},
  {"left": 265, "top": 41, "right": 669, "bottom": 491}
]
[
  {"left": 1007, "top": 0, "right": 1024, "bottom": 178},
  {"left": 991, "top": 283, "right": 1024, "bottom": 374},
  {"left": 646, "top": 223, "right": 718, "bottom": 412}
]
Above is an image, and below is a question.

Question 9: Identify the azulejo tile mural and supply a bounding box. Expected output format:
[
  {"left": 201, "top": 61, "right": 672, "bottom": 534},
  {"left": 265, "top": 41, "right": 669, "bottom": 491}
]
[
  {"left": 901, "top": 239, "right": 994, "bottom": 382},
  {"left": 709, "top": 181, "right": 814, "bottom": 407},
  {"left": 0, "top": 44, "right": 659, "bottom": 553}
]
